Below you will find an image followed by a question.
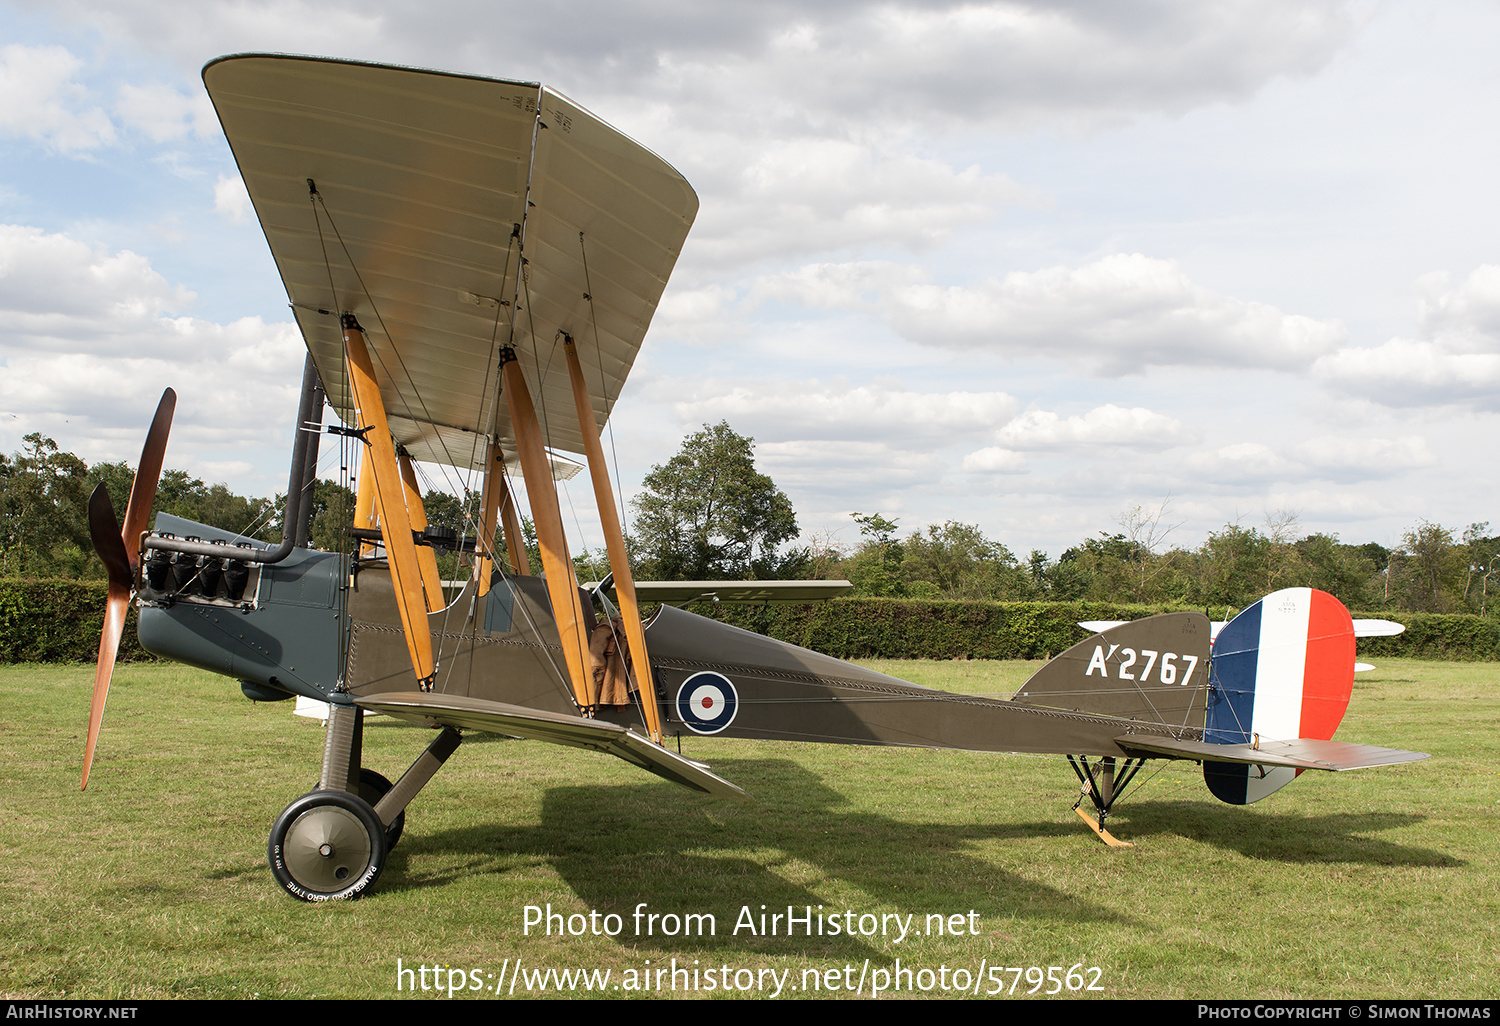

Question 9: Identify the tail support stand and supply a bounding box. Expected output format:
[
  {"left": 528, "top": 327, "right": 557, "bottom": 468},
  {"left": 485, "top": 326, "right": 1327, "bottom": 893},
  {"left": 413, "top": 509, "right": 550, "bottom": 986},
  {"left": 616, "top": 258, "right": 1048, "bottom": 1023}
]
[{"left": 1067, "top": 755, "right": 1143, "bottom": 849}]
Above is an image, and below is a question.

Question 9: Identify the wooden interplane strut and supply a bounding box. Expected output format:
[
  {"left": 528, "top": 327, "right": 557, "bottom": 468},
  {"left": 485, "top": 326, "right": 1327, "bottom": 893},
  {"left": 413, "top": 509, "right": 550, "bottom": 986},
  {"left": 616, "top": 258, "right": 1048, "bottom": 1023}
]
[
  {"left": 342, "top": 315, "right": 435, "bottom": 689},
  {"left": 473, "top": 441, "right": 531, "bottom": 597},
  {"left": 498, "top": 474, "right": 529, "bottom": 576},
  {"left": 474, "top": 441, "right": 503, "bottom": 597},
  {"left": 397, "top": 449, "right": 446, "bottom": 610},
  {"left": 563, "top": 335, "right": 663, "bottom": 742},
  {"left": 354, "top": 453, "right": 377, "bottom": 559},
  {"left": 499, "top": 347, "right": 593, "bottom": 710}
]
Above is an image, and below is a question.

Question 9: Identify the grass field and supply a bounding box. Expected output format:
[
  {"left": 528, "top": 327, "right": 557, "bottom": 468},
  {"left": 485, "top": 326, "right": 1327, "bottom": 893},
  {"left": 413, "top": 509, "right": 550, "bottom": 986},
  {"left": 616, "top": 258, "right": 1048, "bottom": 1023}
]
[{"left": 1, "top": 657, "right": 1494, "bottom": 1000}]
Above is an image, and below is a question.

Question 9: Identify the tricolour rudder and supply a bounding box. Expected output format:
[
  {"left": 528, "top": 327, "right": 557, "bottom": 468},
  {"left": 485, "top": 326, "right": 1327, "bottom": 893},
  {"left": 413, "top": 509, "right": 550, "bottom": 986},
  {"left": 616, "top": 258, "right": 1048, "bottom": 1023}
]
[{"left": 1203, "top": 588, "right": 1355, "bottom": 804}]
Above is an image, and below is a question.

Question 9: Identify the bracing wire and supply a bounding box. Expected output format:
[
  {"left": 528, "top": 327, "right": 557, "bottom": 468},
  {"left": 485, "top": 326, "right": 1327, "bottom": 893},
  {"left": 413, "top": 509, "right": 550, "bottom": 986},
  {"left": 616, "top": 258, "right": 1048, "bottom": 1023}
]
[{"left": 577, "top": 231, "right": 636, "bottom": 555}]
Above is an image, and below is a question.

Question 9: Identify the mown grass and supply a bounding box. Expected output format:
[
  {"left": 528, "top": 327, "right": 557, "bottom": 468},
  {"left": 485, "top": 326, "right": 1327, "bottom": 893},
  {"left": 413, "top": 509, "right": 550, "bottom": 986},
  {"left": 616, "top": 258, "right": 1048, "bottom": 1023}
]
[{"left": 0, "top": 658, "right": 1492, "bottom": 999}]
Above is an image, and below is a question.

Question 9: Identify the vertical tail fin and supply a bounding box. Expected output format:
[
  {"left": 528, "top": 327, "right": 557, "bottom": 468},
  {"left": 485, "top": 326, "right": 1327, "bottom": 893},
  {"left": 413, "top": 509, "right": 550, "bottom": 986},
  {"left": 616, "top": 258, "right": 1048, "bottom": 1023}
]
[{"left": 1203, "top": 588, "right": 1355, "bottom": 804}]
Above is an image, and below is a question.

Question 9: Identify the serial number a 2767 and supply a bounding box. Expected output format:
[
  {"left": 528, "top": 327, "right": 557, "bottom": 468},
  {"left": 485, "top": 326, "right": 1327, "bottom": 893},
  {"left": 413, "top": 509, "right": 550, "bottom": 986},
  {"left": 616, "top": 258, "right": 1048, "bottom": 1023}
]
[{"left": 1084, "top": 645, "right": 1199, "bottom": 685}]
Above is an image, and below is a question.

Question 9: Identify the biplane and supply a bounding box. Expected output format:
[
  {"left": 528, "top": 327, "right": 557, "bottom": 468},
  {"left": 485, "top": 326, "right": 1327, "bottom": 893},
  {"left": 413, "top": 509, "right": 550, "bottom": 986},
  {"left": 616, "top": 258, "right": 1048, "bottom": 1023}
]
[{"left": 81, "top": 54, "right": 1427, "bottom": 901}]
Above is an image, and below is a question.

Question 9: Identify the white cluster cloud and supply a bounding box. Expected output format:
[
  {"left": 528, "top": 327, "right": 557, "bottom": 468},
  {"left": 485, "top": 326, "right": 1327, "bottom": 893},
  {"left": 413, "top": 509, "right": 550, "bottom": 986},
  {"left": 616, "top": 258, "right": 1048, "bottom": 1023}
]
[
  {"left": 1292, "top": 435, "right": 1438, "bottom": 480},
  {"left": 0, "top": 225, "right": 190, "bottom": 348},
  {"left": 0, "top": 224, "right": 303, "bottom": 469},
  {"left": 747, "top": 255, "right": 1346, "bottom": 375},
  {"left": 882, "top": 254, "right": 1347, "bottom": 374},
  {"left": 961, "top": 447, "right": 1029, "bottom": 474},
  {"left": 115, "top": 81, "right": 218, "bottom": 142},
  {"left": 0, "top": 44, "right": 115, "bottom": 153},
  {"left": 1186, "top": 434, "right": 1437, "bottom": 486},
  {"left": 995, "top": 404, "right": 1195, "bottom": 449},
  {"left": 0, "top": 42, "right": 221, "bottom": 156},
  {"left": 684, "top": 141, "right": 1037, "bottom": 268},
  {"left": 631, "top": 0, "right": 1359, "bottom": 134},
  {"left": 15, "top": 3, "right": 1361, "bottom": 277},
  {"left": 963, "top": 403, "right": 1193, "bottom": 476},
  {"left": 754, "top": 437, "right": 946, "bottom": 495},
  {"left": 1186, "top": 442, "right": 1297, "bottom": 483},
  {"left": 213, "top": 174, "right": 251, "bottom": 222},
  {"left": 1314, "top": 265, "right": 1500, "bottom": 408},
  {"left": 44, "top": 1, "right": 1358, "bottom": 133},
  {"left": 1, "top": 2, "right": 1487, "bottom": 552},
  {"left": 664, "top": 379, "right": 1017, "bottom": 445}
]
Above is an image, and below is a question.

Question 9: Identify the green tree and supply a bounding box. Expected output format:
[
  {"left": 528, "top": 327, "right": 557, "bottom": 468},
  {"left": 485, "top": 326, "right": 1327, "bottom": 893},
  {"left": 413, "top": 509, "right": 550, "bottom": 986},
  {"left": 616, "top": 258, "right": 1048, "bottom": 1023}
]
[
  {"left": 0, "top": 434, "right": 92, "bottom": 577},
  {"left": 1115, "top": 498, "right": 1184, "bottom": 602},
  {"left": 901, "top": 521, "right": 1024, "bottom": 600},
  {"left": 1043, "top": 547, "right": 1094, "bottom": 600},
  {"left": 160, "top": 469, "right": 277, "bottom": 541},
  {"left": 1459, "top": 522, "right": 1499, "bottom": 611},
  {"left": 1262, "top": 508, "right": 1306, "bottom": 595},
  {"left": 1391, "top": 520, "right": 1463, "bottom": 612},
  {"left": 1193, "top": 523, "right": 1271, "bottom": 609},
  {"left": 1295, "top": 533, "right": 1376, "bottom": 608},
  {"left": 304, "top": 479, "right": 358, "bottom": 553},
  {"left": 632, "top": 422, "right": 799, "bottom": 580},
  {"left": 843, "top": 512, "right": 906, "bottom": 597}
]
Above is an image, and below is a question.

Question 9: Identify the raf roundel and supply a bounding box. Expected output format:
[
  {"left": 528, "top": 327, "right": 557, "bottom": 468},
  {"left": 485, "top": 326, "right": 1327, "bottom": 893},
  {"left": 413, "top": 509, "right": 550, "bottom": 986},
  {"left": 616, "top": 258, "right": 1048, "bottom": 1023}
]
[{"left": 675, "top": 672, "right": 739, "bottom": 734}]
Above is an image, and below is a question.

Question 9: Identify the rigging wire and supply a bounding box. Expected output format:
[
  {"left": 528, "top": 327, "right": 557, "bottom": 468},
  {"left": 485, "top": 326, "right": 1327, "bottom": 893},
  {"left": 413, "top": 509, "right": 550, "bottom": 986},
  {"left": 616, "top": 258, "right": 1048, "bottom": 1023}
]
[
  {"left": 577, "top": 231, "right": 636, "bottom": 553},
  {"left": 574, "top": 230, "right": 656, "bottom": 730},
  {"left": 310, "top": 189, "right": 471, "bottom": 484},
  {"left": 306, "top": 185, "right": 536, "bottom": 690}
]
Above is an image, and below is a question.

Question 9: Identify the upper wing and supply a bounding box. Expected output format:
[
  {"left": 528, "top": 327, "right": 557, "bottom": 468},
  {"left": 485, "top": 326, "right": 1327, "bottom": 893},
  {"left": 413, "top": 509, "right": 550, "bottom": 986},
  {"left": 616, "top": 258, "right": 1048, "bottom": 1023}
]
[{"left": 203, "top": 54, "right": 698, "bottom": 472}]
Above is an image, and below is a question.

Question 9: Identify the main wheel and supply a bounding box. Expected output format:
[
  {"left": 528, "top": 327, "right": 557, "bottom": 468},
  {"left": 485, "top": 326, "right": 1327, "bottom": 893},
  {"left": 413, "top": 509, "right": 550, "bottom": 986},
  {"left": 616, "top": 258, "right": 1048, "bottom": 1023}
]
[
  {"left": 269, "top": 791, "right": 387, "bottom": 901},
  {"left": 306, "top": 768, "right": 405, "bottom": 851},
  {"left": 356, "top": 768, "right": 405, "bottom": 851}
]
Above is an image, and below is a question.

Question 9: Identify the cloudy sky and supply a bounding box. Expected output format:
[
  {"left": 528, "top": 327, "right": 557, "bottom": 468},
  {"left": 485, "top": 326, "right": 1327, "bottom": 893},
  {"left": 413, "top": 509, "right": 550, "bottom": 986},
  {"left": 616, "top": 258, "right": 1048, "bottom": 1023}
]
[{"left": 2, "top": 0, "right": 1497, "bottom": 559}]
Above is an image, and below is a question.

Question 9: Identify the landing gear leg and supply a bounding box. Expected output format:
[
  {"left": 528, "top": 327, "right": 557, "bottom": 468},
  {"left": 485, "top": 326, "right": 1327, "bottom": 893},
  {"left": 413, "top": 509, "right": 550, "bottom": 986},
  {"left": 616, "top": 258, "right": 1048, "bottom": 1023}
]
[
  {"left": 270, "top": 703, "right": 464, "bottom": 900},
  {"left": 1068, "top": 755, "right": 1145, "bottom": 849},
  {"left": 271, "top": 701, "right": 388, "bottom": 901}
]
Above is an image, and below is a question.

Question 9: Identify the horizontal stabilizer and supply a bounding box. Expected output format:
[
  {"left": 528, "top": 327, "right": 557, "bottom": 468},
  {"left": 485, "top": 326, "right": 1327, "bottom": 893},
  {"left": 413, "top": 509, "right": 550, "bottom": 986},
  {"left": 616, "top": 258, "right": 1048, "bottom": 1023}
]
[
  {"left": 1079, "top": 617, "right": 1406, "bottom": 640},
  {"left": 1352, "top": 618, "right": 1405, "bottom": 638},
  {"left": 355, "top": 692, "right": 751, "bottom": 801},
  {"left": 1114, "top": 734, "right": 1428, "bottom": 772}
]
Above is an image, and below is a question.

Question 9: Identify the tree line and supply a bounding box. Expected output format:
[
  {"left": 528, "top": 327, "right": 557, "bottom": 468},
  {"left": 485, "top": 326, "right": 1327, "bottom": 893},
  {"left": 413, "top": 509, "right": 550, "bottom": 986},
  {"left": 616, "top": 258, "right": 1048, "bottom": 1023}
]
[
  {"left": 5, "top": 425, "right": 1495, "bottom": 617},
  {"left": 810, "top": 508, "right": 1500, "bottom": 616}
]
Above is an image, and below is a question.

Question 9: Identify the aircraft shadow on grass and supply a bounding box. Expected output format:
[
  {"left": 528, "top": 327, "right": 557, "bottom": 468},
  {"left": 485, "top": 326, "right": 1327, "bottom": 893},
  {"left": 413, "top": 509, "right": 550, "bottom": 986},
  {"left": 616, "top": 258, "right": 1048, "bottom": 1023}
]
[
  {"left": 366, "top": 758, "right": 1456, "bottom": 959},
  {"left": 1114, "top": 801, "right": 1457, "bottom": 867},
  {"left": 376, "top": 759, "right": 1132, "bottom": 956}
]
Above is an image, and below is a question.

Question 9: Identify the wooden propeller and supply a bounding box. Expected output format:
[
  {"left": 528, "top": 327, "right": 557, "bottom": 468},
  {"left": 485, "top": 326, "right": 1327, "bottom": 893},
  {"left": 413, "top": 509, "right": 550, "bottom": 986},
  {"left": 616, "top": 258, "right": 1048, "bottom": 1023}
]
[{"left": 82, "top": 388, "right": 175, "bottom": 790}]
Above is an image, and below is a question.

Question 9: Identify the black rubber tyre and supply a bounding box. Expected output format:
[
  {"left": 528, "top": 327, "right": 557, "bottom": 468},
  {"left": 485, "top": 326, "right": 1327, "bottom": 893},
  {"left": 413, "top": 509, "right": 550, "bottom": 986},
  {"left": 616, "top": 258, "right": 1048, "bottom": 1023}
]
[
  {"left": 355, "top": 768, "right": 405, "bottom": 851},
  {"left": 306, "top": 768, "right": 405, "bottom": 851},
  {"left": 269, "top": 790, "right": 387, "bottom": 901}
]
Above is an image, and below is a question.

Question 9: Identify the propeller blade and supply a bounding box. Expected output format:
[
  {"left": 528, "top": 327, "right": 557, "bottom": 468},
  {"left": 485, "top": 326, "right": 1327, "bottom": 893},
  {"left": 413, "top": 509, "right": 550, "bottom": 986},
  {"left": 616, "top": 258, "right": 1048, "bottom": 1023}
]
[
  {"left": 87, "top": 484, "right": 134, "bottom": 590},
  {"left": 120, "top": 388, "right": 175, "bottom": 571},
  {"left": 82, "top": 582, "right": 130, "bottom": 790},
  {"left": 83, "top": 387, "right": 174, "bottom": 790}
]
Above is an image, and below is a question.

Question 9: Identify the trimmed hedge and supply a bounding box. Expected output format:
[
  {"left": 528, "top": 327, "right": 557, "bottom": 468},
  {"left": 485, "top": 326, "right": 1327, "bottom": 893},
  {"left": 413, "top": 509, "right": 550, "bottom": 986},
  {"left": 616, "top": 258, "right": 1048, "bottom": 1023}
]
[
  {"left": 0, "top": 579, "right": 150, "bottom": 663},
  {"left": 1352, "top": 611, "right": 1500, "bottom": 662},
  {"left": 713, "top": 598, "right": 1500, "bottom": 663},
  {"left": 3, "top": 578, "right": 1495, "bottom": 663},
  {"left": 713, "top": 598, "right": 1191, "bottom": 661}
]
